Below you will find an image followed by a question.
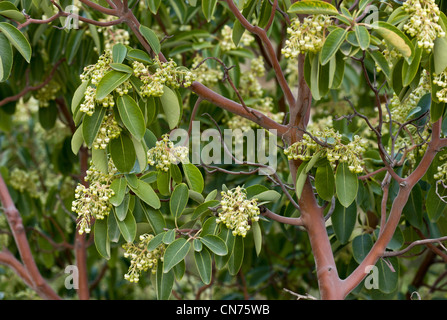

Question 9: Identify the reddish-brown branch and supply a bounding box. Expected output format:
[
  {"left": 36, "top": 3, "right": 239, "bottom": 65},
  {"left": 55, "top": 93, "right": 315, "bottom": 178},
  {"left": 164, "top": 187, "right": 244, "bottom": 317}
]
[
  {"left": 0, "top": 174, "right": 61, "bottom": 300},
  {"left": 0, "top": 59, "right": 64, "bottom": 108},
  {"left": 0, "top": 249, "right": 33, "bottom": 288}
]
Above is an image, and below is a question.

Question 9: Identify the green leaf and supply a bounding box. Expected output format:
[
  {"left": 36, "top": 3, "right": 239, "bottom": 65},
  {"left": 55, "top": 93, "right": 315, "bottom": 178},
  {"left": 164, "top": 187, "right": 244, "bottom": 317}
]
[
  {"left": 139, "top": 25, "right": 161, "bottom": 55},
  {"left": 0, "top": 2, "right": 26, "bottom": 23},
  {"left": 110, "top": 63, "right": 133, "bottom": 73},
  {"left": 109, "top": 178, "right": 127, "bottom": 206},
  {"left": 91, "top": 147, "right": 108, "bottom": 174},
  {"left": 0, "top": 33, "right": 13, "bottom": 82},
  {"left": 354, "top": 25, "right": 370, "bottom": 50},
  {"left": 147, "top": 0, "right": 161, "bottom": 14},
  {"left": 112, "top": 43, "right": 127, "bottom": 63},
  {"left": 376, "top": 257, "right": 399, "bottom": 294},
  {"left": 170, "top": 183, "right": 189, "bottom": 219},
  {"left": 71, "top": 80, "right": 89, "bottom": 114},
  {"left": 403, "top": 184, "right": 423, "bottom": 229},
  {"left": 183, "top": 163, "right": 204, "bottom": 193},
  {"left": 352, "top": 233, "right": 373, "bottom": 264},
  {"left": 0, "top": 22, "right": 31, "bottom": 63},
  {"left": 155, "top": 262, "right": 174, "bottom": 300},
  {"left": 147, "top": 232, "right": 166, "bottom": 251},
  {"left": 200, "top": 235, "right": 228, "bottom": 256},
  {"left": 191, "top": 200, "right": 220, "bottom": 220},
  {"left": 331, "top": 200, "right": 357, "bottom": 244},
  {"left": 38, "top": 101, "right": 58, "bottom": 130},
  {"left": 117, "top": 95, "right": 146, "bottom": 141},
  {"left": 95, "top": 70, "right": 131, "bottom": 101},
  {"left": 329, "top": 51, "right": 345, "bottom": 89},
  {"left": 321, "top": 28, "right": 347, "bottom": 65},
  {"left": 310, "top": 53, "right": 321, "bottom": 100},
  {"left": 163, "top": 238, "right": 191, "bottom": 273},
  {"left": 202, "top": 0, "right": 218, "bottom": 22},
  {"left": 433, "top": 35, "right": 447, "bottom": 75},
  {"left": 215, "top": 226, "right": 235, "bottom": 269},
  {"left": 194, "top": 248, "right": 212, "bottom": 284},
  {"left": 288, "top": 0, "right": 339, "bottom": 15},
  {"left": 117, "top": 210, "right": 137, "bottom": 243},
  {"left": 372, "top": 21, "right": 414, "bottom": 62},
  {"left": 94, "top": 218, "right": 110, "bottom": 259},
  {"left": 228, "top": 235, "right": 244, "bottom": 275},
  {"left": 110, "top": 132, "right": 136, "bottom": 173},
  {"left": 82, "top": 106, "right": 107, "bottom": 147},
  {"left": 107, "top": 211, "right": 121, "bottom": 243},
  {"left": 315, "top": 161, "right": 335, "bottom": 201},
  {"left": 160, "top": 86, "right": 182, "bottom": 129},
  {"left": 252, "top": 220, "right": 262, "bottom": 256},
  {"left": 163, "top": 229, "right": 176, "bottom": 244},
  {"left": 129, "top": 179, "right": 161, "bottom": 209},
  {"left": 127, "top": 48, "right": 152, "bottom": 64},
  {"left": 141, "top": 203, "right": 166, "bottom": 234},
  {"left": 115, "top": 194, "right": 130, "bottom": 221},
  {"left": 71, "top": 126, "right": 84, "bottom": 155},
  {"left": 254, "top": 190, "right": 281, "bottom": 203},
  {"left": 157, "top": 170, "right": 170, "bottom": 196},
  {"left": 402, "top": 42, "right": 421, "bottom": 87},
  {"left": 335, "top": 162, "right": 358, "bottom": 208},
  {"left": 368, "top": 50, "right": 391, "bottom": 79}
]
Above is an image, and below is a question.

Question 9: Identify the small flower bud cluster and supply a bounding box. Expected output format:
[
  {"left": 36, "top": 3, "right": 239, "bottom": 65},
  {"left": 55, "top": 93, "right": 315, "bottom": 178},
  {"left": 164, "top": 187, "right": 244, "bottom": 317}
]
[
  {"left": 93, "top": 112, "right": 122, "bottom": 149},
  {"left": 217, "top": 187, "right": 260, "bottom": 237},
  {"left": 147, "top": 134, "right": 189, "bottom": 172},
  {"left": 97, "top": 18, "right": 130, "bottom": 53},
  {"left": 9, "top": 168, "right": 39, "bottom": 198},
  {"left": 33, "top": 81, "right": 60, "bottom": 107},
  {"left": 284, "top": 128, "right": 367, "bottom": 174},
  {"left": 134, "top": 58, "right": 195, "bottom": 98},
  {"left": 240, "top": 56, "right": 266, "bottom": 98},
  {"left": 220, "top": 25, "right": 254, "bottom": 51},
  {"left": 434, "top": 154, "right": 447, "bottom": 183},
  {"left": 191, "top": 55, "right": 224, "bottom": 87},
  {"left": 80, "top": 52, "right": 112, "bottom": 85},
  {"left": 72, "top": 161, "right": 118, "bottom": 235},
  {"left": 433, "top": 70, "right": 447, "bottom": 102},
  {"left": 403, "top": 0, "right": 445, "bottom": 51},
  {"left": 282, "top": 15, "right": 333, "bottom": 58},
  {"left": 122, "top": 233, "right": 166, "bottom": 283}
]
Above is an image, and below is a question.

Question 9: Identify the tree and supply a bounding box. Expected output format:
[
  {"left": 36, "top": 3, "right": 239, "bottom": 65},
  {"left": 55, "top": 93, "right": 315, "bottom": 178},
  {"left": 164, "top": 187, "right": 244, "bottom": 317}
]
[{"left": 1, "top": 0, "right": 447, "bottom": 301}]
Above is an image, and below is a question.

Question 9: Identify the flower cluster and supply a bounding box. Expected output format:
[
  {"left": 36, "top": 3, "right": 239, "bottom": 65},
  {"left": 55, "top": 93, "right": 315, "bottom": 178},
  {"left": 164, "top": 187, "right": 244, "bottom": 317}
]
[
  {"left": 8, "top": 168, "right": 39, "bottom": 198},
  {"left": 147, "top": 134, "right": 189, "bottom": 172},
  {"left": 79, "top": 52, "right": 115, "bottom": 115},
  {"left": 217, "top": 186, "right": 260, "bottom": 237},
  {"left": 72, "top": 160, "right": 118, "bottom": 235},
  {"left": 33, "top": 81, "right": 61, "bottom": 107},
  {"left": 282, "top": 15, "right": 333, "bottom": 58},
  {"left": 432, "top": 70, "right": 447, "bottom": 102},
  {"left": 133, "top": 58, "right": 195, "bottom": 98},
  {"left": 93, "top": 112, "right": 122, "bottom": 150},
  {"left": 122, "top": 233, "right": 165, "bottom": 283},
  {"left": 403, "top": 0, "right": 445, "bottom": 51},
  {"left": 97, "top": 18, "right": 130, "bottom": 53},
  {"left": 240, "top": 56, "right": 265, "bottom": 98},
  {"left": 220, "top": 25, "right": 254, "bottom": 51},
  {"left": 284, "top": 127, "right": 367, "bottom": 174},
  {"left": 191, "top": 55, "right": 224, "bottom": 88}
]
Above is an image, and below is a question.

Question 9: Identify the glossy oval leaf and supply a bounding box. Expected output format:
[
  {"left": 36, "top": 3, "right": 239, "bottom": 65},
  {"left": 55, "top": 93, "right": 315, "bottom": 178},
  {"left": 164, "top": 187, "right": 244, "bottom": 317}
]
[
  {"left": 354, "top": 25, "right": 370, "bottom": 50},
  {"left": 94, "top": 218, "right": 110, "bottom": 259},
  {"left": 352, "top": 233, "right": 373, "bottom": 264},
  {"left": 228, "top": 235, "right": 244, "bottom": 275},
  {"left": 82, "top": 106, "right": 107, "bottom": 147},
  {"left": 315, "top": 162, "right": 335, "bottom": 201},
  {"left": 109, "top": 178, "right": 127, "bottom": 206},
  {"left": 170, "top": 183, "right": 189, "bottom": 219},
  {"left": 335, "top": 162, "right": 358, "bottom": 208},
  {"left": 129, "top": 179, "right": 161, "bottom": 209},
  {"left": 155, "top": 262, "right": 174, "bottom": 300},
  {"left": 160, "top": 86, "right": 182, "bottom": 129},
  {"left": 288, "top": 0, "right": 339, "bottom": 15},
  {"left": 183, "top": 163, "right": 204, "bottom": 193},
  {"left": 117, "top": 95, "right": 146, "bottom": 141},
  {"left": 200, "top": 235, "right": 228, "bottom": 256},
  {"left": 95, "top": 70, "right": 131, "bottom": 101},
  {"left": 331, "top": 200, "right": 357, "bottom": 244},
  {"left": 117, "top": 210, "right": 137, "bottom": 243},
  {"left": 163, "top": 238, "right": 191, "bottom": 273},
  {"left": 110, "top": 132, "right": 136, "bottom": 173},
  {"left": 112, "top": 43, "right": 127, "bottom": 63},
  {"left": 194, "top": 248, "right": 212, "bottom": 284},
  {"left": 0, "top": 33, "right": 13, "bottom": 82},
  {"left": 139, "top": 25, "right": 161, "bottom": 55},
  {"left": 0, "top": 22, "right": 31, "bottom": 63},
  {"left": 372, "top": 21, "right": 414, "bottom": 62},
  {"left": 321, "top": 28, "right": 347, "bottom": 65}
]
